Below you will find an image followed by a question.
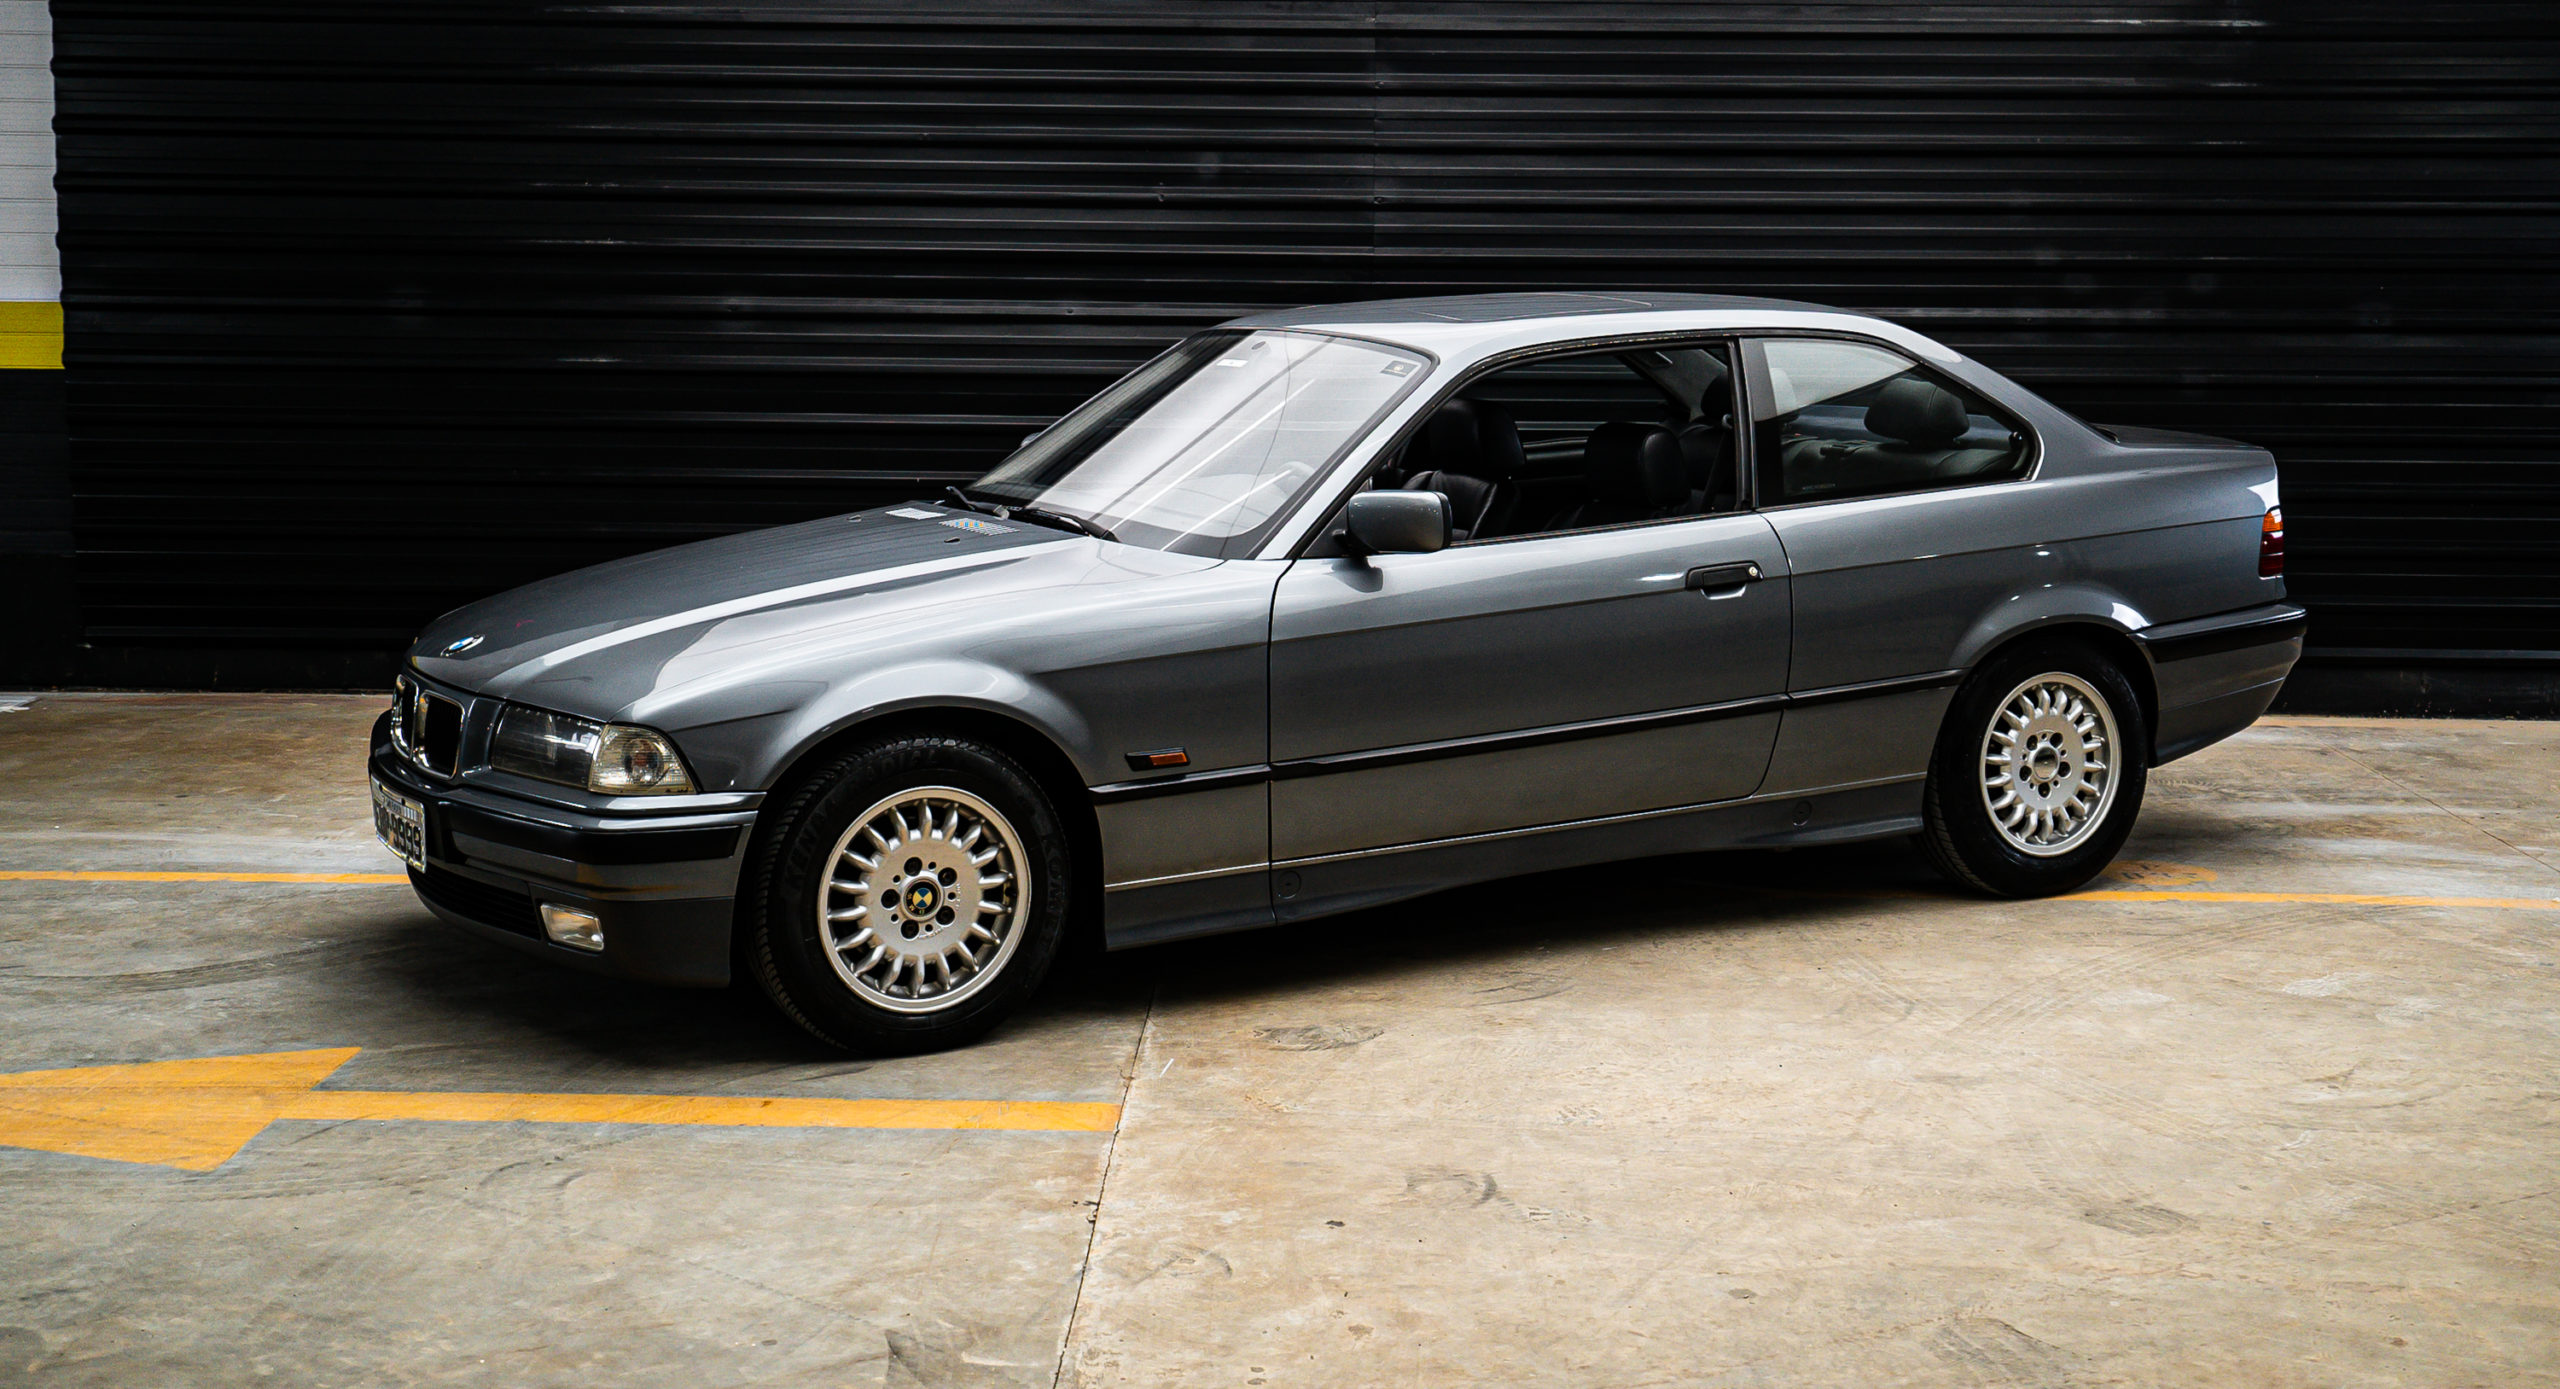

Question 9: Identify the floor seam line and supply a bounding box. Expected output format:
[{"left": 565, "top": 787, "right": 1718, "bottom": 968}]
[
  {"left": 2309, "top": 727, "right": 2560, "bottom": 884},
  {"left": 1053, "top": 974, "right": 1154, "bottom": 1389}
]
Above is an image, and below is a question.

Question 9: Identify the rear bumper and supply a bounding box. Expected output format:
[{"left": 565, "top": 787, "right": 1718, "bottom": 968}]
[
  {"left": 2137, "top": 603, "right": 2308, "bottom": 765},
  {"left": 370, "top": 711, "right": 753, "bottom": 986}
]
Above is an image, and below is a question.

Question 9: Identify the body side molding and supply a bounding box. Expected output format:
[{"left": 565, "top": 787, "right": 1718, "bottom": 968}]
[{"left": 1085, "top": 669, "right": 1968, "bottom": 805}]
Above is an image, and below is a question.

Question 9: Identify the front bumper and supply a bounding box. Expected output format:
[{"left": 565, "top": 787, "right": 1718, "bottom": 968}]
[{"left": 370, "top": 711, "right": 757, "bottom": 986}]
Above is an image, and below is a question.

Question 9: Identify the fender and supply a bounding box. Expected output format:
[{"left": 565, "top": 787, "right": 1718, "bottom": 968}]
[{"left": 646, "top": 657, "right": 1100, "bottom": 798}]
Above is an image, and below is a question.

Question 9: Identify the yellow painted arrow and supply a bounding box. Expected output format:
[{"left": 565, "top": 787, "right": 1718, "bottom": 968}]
[{"left": 0, "top": 1049, "right": 1122, "bottom": 1172}]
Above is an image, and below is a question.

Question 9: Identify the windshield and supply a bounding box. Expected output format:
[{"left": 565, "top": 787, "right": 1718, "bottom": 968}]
[{"left": 969, "top": 329, "right": 1430, "bottom": 556}]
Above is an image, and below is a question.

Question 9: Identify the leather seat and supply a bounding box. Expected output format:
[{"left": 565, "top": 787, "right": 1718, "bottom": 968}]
[
  {"left": 1859, "top": 378, "right": 2010, "bottom": 480},
  {"left": 1782, "top": 376, "right": 2016, "bottom": 499},
  {"left": 1675, "top": 419, "right": 1738, "bottom": 513},
  {"left": 1863, "top": 377, "right": 1966, "bottom": 447},
  {"left": 1549, "top": 421, "right": 1686, "bottom": 530},
  {"left": 1399, "top": 399, "right": 1525, "bottom": 541}
]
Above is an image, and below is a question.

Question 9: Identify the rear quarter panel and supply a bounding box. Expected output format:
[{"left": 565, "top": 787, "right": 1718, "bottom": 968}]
[{"left": 1762, "top": 417, "right": 2281, "bottom": 792}]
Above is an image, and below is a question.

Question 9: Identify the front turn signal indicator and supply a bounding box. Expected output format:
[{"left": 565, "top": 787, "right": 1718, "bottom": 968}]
[{"left": 2259, "top": 506, "right": 2285, "bottom": 577}]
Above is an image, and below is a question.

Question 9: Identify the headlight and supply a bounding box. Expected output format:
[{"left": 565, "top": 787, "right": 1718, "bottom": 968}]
[{"left": 489, "top": 704, "right": 695, "bottom": 795}]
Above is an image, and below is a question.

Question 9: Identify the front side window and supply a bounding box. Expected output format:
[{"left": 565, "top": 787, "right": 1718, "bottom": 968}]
[
  {"left": 970, "top": 329, "right": 1429, "bottom": 557},
  {"left": 1362, "top": 341, "right": 1744, "bottom": 544},
  {"left": 1750, "top": 338, "right": 2030, "bottom": 505}
]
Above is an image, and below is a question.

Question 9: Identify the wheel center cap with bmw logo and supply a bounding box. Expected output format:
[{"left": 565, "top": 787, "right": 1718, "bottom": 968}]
[{"left": 903, "top": 879, "right": 942, "bottom": 918}]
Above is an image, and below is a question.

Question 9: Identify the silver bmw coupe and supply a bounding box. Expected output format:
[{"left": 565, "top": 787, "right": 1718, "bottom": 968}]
[{"left": 371, "top": 293, "right": 2303, "bottom": 1051}]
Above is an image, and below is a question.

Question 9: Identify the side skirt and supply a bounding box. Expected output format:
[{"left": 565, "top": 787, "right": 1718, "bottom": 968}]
[{"left": 1100, "top": 775, "right": 1924, "bottom": 951}]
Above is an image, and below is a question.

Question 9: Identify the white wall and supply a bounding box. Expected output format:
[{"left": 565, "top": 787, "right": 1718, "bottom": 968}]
[{"left": 0, "top": 0, "right": 55, "bottom": 302}]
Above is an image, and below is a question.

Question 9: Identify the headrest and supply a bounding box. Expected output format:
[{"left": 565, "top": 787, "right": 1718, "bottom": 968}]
[
  {"left": 1581, "top": 421, "right": 1687, "bottom": 508},
  {"left": 1403, "top": 399, "right": 1523, "bottom": 481},
  {"left": 1864, "top": 378, "right": 1970, "bottom": 445}
]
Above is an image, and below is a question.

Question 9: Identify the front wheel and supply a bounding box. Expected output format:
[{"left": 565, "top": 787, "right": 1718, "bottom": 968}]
[
  {"left": 1919, "top": 644, "right": 2149, "bottom": 897},
  {"left": 745, "top": 734, "right": 1074, "bottom": 1053}
]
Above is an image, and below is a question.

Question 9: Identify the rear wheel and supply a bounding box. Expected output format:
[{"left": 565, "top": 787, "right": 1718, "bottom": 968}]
[
  {"left": 1920, "top": 642, "right": 2148, "bottom": 897},
  {"left": 746, "top": 734, "right": 1073, "bottom": 1053}
]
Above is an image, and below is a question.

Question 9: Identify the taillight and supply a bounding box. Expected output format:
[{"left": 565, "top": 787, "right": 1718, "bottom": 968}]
[{"left": 2258, "top": 506, "right": 2285, "bottom": 577}]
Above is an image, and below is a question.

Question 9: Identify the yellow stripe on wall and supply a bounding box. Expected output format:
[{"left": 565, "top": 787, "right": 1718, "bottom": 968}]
[{"left": 0, "top": 301, "right": 63, "bottom": 369}]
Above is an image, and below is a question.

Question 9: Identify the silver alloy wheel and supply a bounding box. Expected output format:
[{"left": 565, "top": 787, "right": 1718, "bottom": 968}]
[
  {"left": 1978, "top": 671, "right": 2120, "bottom": 858},
  {"left": 817, "top": 786, "right": 1030, "bottom": 1014}
]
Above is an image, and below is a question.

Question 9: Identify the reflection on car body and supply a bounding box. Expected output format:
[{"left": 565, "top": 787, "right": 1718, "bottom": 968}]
[{"left": 372, "top": 293, "right": 2303, "bottom": 1051}]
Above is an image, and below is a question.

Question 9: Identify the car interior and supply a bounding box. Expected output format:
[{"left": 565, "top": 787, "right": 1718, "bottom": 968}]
[
  {"left": 1357, "top": 338, "right": 2028, "bottom": 543},
  {"left": 1368, "top": 344, "right": 1744, "bottom": 542},
  {"left": 1764, "top": 357, "right": 2027, "bottom": 504}
]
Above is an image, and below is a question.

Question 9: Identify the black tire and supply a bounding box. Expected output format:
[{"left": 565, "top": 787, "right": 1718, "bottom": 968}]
[
  {"left": 1919, "top": 640, "right": 2149, "bottom": 897},
  {"left": 745, "top": 734, "right": 1074, "bottom": 1054}
]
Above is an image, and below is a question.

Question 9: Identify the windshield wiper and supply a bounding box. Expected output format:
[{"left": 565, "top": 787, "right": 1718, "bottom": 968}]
[
  {"left": 943, "top": 485, "right": 1006, "bottom": 517},
  {"left": 946, "top": 484, "right": 1114, "bottom": 543},
  {"left": 1010, "top": 505, "right": 1117, "bottom": 544}
]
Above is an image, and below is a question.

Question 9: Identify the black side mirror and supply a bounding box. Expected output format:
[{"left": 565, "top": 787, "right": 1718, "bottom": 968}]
[{"left": 1343, "top": 490, "right": 1452, "bottom": 555}]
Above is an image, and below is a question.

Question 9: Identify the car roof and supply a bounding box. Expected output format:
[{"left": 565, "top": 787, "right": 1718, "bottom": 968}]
[
  {"left": 1215, "top": 291, "right": 1960, "bottom": 366},
  {"left": 1221, "top": 291, "right": 1837, "bottom": 328}
]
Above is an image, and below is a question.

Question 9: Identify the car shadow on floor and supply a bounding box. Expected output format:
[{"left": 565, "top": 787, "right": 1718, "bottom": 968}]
[
  {"left": 341, "top": 837, "right": 1966, "bottom": 1065},
  {"left": 1112, "top": 836, "right": 1962, "bottom": 1011}
]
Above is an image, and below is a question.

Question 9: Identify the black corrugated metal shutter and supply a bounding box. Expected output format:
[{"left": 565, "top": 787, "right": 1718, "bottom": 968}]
[{"left": 44, "top": 1, "right": 2560, "bottom": 688}]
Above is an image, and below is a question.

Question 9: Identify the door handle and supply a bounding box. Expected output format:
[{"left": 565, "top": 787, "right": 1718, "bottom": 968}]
[{"left": 1684, "top": 561, "right": 1763, "bottom": 593}]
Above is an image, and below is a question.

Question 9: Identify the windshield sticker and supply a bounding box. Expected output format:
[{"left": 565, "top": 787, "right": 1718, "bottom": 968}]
[
  {"left": 887, "top": 507, "right": 941, "bottom": 520},
  {"left": 941, "top": 516, "right": 1016, "bottom": 536},
  {"left": 1380, "top": 359, "right": 1415, "bottom": 376}
]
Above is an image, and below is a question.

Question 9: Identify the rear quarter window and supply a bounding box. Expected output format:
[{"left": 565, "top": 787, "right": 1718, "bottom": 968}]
[{"left": 1751, "top": 338, "right": 2031, "bottom": 506}]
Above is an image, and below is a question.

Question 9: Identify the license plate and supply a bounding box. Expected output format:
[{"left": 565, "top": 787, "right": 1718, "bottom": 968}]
[{"left": 371, "top": 777, "right": 426, "bottom": 871}]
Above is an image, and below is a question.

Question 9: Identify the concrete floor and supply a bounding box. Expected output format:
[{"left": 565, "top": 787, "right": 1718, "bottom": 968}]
[{"left": 0, "top": 695, "right": 2555, "bottom": 1387}]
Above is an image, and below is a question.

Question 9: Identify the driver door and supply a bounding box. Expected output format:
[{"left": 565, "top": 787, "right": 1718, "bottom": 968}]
[{"left": 1267, "top": 512, "right": 1792, "bottom": 878}]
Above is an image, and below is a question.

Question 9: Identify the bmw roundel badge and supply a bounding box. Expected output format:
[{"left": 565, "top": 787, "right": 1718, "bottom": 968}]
[{"left": 441, "top": 634, "right": 484, "bottom": 656}]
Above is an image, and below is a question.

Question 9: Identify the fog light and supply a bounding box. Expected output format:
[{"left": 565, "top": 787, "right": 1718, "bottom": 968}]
[{"left": 539, "top": 902, "right": 605, "bottom": 952}]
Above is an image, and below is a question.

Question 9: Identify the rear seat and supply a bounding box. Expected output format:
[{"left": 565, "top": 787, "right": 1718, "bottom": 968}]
[{"left": 1783, "top": 377, "right": 2017, "bottom": 497}]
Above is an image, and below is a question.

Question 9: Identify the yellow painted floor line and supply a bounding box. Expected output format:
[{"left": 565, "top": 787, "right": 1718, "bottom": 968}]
[
  {"left": 2062, "top": 888, "right": 2560, "bottom": 909},
  {"left": 280, "top": 1091, "right": 1123, "bottom": 1133},
  {"left": 0, "top": 870, "right": 407, "bottom": 885},
  {"left": 1703, "top": 881, "right": 2560, "bottom": 910},
  {"left": 0, "top": 1049, "right": 1120, "bottom": 1172}
]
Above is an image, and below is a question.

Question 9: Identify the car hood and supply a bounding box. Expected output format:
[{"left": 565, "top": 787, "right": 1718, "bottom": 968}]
[{"left": 407, "top": 504, "right": 1207, "bottom": 721}]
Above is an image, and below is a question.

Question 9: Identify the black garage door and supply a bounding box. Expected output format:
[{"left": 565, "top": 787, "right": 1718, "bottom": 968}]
[{"left": 43, "top": 2, "right": 2560, "bottom": 692}]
